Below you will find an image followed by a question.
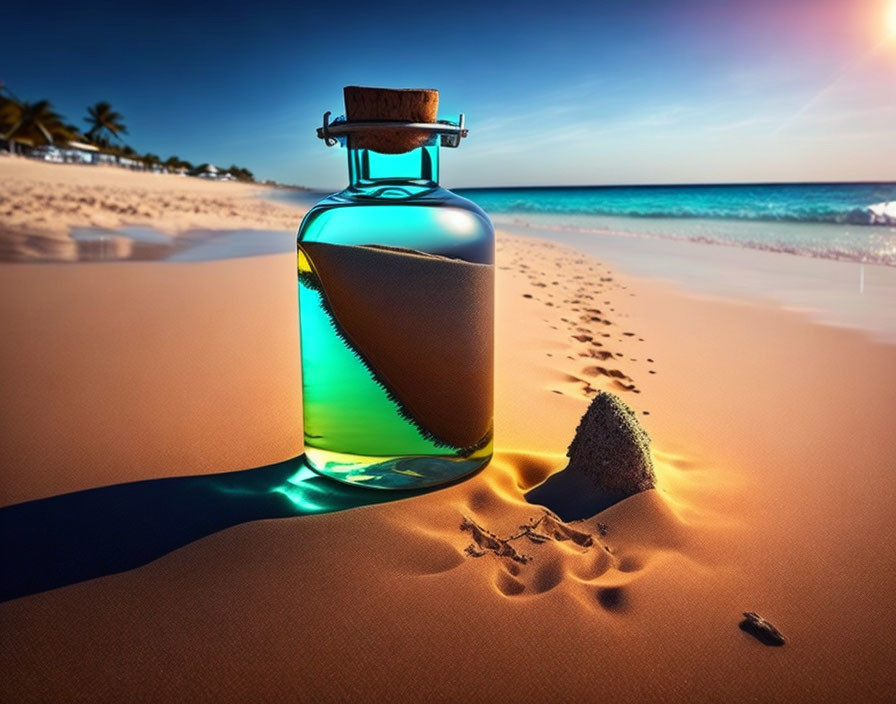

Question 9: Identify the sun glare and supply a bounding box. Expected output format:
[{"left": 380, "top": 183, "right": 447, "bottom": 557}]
[{"left": 889, "top": 1, "right": 896, "bottom": 36}]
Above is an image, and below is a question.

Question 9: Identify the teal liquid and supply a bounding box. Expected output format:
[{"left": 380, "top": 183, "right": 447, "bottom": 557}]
[{"left": 298, "top": 241, "right": 492, "bottom": 489}]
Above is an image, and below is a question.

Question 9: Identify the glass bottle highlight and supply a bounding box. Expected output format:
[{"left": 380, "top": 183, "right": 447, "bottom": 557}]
[{"left": 297, "top": 86, "right": 494, "bottom": 489}]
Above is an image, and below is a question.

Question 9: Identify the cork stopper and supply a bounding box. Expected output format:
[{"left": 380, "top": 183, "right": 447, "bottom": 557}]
[{"left": 343, "top": 86, "right": 439, "bottom": 154}]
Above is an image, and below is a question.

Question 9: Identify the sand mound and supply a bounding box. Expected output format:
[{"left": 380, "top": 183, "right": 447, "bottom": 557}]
[
  {"left": 525, "top": 392, "right": 655, "bottom": 520},
  {"left": 567, "top": 391, "right": 655, "bottom": 494}
]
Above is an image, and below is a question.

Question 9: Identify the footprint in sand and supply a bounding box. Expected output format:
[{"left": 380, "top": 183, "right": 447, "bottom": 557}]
[
  {"left": 531, "top": 560, "right": 564, "bottom": 594},
  {"left": 495, "top": 569, "right": 526, "bottom": 596},
  {"left": 583, "top": 365, "right": 629, "bottom": 380},
  {"left": 460, "top": 516, "right": 532, "bottom": 564},
  {"left": 462, "top": 514, "right": 626, "bottom": 598},
  {"left": 596, "top": 585, "right": 629, "bottom": 612},
  {"left": 467, "top": 487, "right": 499, "bottom": 512},
  {"left": 617, "top": 555, "right": 643, "bottom": 573},
  {"left": 580, "top": 349, "right": 615, "bottom": 361},
  {"left": 581, "top": 366, "right": 639, "bottom": 394}
]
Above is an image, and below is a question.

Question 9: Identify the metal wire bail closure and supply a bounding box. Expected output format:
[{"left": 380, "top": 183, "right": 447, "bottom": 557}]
[{"left": 317, "top": 111, "right": 468, "bottom": 148}]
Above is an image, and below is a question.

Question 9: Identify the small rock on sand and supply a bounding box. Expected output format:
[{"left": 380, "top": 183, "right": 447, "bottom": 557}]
[{"left": 740, "top": 612, "right": 786, "bottom": 646}]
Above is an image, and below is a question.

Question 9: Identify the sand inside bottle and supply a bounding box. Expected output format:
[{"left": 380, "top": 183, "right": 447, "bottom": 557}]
[{"left": 298, "top": 241, "right": 493, "bottom": 488}]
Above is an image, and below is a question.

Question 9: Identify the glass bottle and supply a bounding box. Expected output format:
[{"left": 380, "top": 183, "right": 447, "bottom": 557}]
[{"left": 297, "top": 87, "right": 494, "bottom": 489}]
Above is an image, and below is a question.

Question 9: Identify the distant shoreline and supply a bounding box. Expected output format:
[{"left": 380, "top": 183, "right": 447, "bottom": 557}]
[
  {"left": 455, "top": 179, "right": 896, "bottom": 191},
  {"left": 0, "top": 157, "right": 306, "bottom": 262},
  {"left": 2, "top": 151, "right": 311, "bottom": 192}
]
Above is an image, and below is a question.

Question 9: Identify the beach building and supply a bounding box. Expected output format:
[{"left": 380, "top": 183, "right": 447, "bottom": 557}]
[
  {"left": 61, "top": 141, "right": 99, "bottom": 164},
  {"left": 30, "top": 145, "right": 64, "bottom": 163},
  {"left": 3, "top": 135, "right": 34, "bottom": 154},
  {"left": 19, "top": 140, "right": 99, "bottom": 164},
  {"left": 194, "top": 163, "right": 220, "bottom": 179}
]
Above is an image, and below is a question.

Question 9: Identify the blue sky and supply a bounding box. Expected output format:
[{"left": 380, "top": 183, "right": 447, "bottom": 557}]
[{"left": 3, "top": 0, "right": 895, "bottom": 188}]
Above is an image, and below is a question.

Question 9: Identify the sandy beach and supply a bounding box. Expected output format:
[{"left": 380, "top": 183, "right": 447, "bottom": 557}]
[
  {"left": 0, "top": 156, "right": 305, "bottom": 261},
  {"left": 1, "top": 160, "right": 895, "bottom": 702}
]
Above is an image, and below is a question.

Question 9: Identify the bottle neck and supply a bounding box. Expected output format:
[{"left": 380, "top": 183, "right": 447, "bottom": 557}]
[{"left": 346, "top": 141, "right": 439, "bottom": 197}]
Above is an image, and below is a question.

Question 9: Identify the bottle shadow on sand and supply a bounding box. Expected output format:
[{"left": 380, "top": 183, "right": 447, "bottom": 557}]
[
  {"left": 0, "top": 457, "right": 450, "bottom": 603},
  {"left": 1, "top": 392, "right": 655, "bottom": 603}
]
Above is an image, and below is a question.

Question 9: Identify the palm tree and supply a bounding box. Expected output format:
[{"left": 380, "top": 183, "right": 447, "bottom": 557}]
[
  {"left": 164, "top": 155, "right": 192, "bottom": 172},
  {"left": 0, "top": 97, "right": 16, "bottom": 151},
  {"left": 141, "top": 153, "right": 161, "bottom": 171},
  {"left": 1, "top": 93, "right": 73, "bottom": 150},
  {"left": 84, "top": 101, "right": 127, "bottom": 144},
  {"left": 225, "top": 164, "right": 255, "bottom": 181},
  {"left": 64, "top": 123, "right": 86, "bottom": 141}
]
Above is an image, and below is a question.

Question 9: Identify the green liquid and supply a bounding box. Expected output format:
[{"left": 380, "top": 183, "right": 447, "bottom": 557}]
[{"left": 298, "top": 250, "right": 491, "bottom": 489}]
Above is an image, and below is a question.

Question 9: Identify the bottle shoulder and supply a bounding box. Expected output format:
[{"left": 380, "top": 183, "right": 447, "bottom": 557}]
[
  {"left": 304, "top": 185, "right": 485, "bottom": 209},
  {"left": 297, "top": 186, "right": 494, "bottom": 264},
  {"left": 298, "top": 186, "right": 493, "bottom": 237}
]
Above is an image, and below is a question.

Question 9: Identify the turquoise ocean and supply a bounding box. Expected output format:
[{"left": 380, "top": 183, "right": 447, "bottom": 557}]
[{"left": 455, "top": 183, "right": 896, "bottom": 266}]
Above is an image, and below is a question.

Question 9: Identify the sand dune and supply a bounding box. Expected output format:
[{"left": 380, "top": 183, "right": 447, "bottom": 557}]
[{"left": 1, "top": 172, "right": 895, "bottom": 700}]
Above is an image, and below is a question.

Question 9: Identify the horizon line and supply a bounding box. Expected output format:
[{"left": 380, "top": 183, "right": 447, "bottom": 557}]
[{"left": 450, "top": 179, "right": 896, "bottom": 191}]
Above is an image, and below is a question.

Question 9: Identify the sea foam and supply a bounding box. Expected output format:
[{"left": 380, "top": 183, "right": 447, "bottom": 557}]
[{"left": 867, "top": 201, "right": 896, "bottom": 226}]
